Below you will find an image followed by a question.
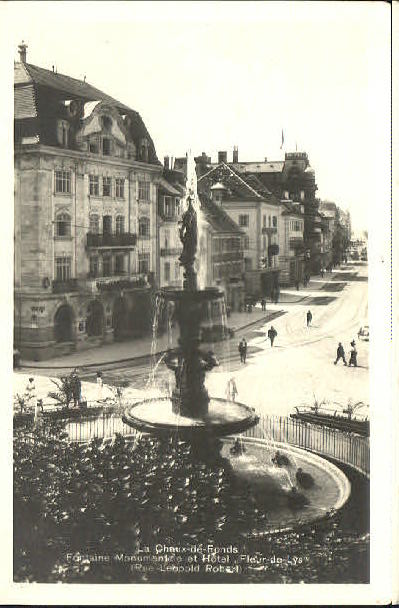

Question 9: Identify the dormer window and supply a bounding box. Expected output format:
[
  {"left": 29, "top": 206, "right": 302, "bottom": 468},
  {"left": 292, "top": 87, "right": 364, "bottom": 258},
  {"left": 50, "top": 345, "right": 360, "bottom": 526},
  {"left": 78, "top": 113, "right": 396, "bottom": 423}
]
[
  {"left": 57, "top": 120, "right": 70, "bottom": 147},
  {"left": 102, "top": 137, "right": 111, "bottom": 156},
  {"left": 101, "top": 115, "right": 112, "bottom": 130}
]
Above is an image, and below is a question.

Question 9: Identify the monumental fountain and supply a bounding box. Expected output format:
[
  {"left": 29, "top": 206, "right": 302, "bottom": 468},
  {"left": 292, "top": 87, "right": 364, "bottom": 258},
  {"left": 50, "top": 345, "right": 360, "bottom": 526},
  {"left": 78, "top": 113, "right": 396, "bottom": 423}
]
[{"left": 122, "top": 159, "right": 351, "bottom": 536}]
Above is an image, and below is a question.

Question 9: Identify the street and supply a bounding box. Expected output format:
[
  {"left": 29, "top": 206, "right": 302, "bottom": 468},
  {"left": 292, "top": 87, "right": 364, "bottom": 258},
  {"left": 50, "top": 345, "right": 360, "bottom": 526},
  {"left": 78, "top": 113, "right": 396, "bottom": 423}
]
[{"left": 14, "top": 264, "right": 369, "bottom": 419}]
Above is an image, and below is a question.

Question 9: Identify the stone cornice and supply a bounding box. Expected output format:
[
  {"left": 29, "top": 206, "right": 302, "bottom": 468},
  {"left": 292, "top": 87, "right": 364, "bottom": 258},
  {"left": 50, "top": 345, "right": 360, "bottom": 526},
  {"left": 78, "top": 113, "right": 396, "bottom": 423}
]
[{"left": 14, "top": 144, "right": 163, "bottom": 174}]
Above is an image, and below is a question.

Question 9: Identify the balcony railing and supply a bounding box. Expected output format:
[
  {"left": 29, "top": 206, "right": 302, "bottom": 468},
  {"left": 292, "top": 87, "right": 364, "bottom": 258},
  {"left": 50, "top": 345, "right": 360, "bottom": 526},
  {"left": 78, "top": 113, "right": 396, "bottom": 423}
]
[
  {"left": 262, "top": 227, "right": 277, "bottom": 235},
  {"left": 289, "top": 236, "right": 304, "bottom": 251},
  {"left": 160, "top": 213, "right": 180, "bottom": 222},
  {"left": 160, "top": 247, "right": 182, "bottom": 257},
  {"left": 212, "top": 251, "right": 244, "bottom": 263},
  {"left": 86, "top": 233, "right": 137, "bottom": 248},
  {"left": 52, "top": 278, "right": 79, "bottom": 293}
]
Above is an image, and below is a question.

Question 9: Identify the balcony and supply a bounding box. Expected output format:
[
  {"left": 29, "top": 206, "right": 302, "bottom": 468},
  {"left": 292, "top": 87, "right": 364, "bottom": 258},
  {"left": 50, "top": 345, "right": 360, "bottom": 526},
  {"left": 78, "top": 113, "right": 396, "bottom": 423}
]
[
  {"left": 86, "top": 232, "right": 137, "bottom": 249},
  {"left": 52, "top": 278, "right": 79, "bottom": 294},
  {"left": 82, "top": 272, "right": 149, "bottom": 293},
  {"left": 262, "top": 227, "right": 277, "bottom": 235},
  {"left": 160, "top": 213, "right": 180, "bottom": 223},
  {"left": 160, "top": 247, "right": 182, "bottom": 257},
  {"left": 268, "top": 243, "right": 279, "bottom": 256},
  {"left": 212, "top": 251, "right": 244, "bottom": 263}
]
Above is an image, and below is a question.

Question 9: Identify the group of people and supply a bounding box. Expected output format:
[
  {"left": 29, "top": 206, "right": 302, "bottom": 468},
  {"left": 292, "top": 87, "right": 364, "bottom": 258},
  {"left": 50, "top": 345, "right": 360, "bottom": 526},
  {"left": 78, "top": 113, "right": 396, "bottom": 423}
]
[{"left": 334, "top": 340, "right": 358, "bottom": 367}]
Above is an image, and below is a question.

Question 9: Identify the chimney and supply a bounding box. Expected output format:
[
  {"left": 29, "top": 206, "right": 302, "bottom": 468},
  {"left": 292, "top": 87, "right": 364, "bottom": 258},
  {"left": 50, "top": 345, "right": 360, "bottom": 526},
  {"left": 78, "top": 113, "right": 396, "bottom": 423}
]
[
  {"left": 218, "top": 151, "right": 227, "bottom": 164},
  {"left": 233, "top": 146, "right": 239, "bottom": 163},
  {"left": 18, "top": 41, "right": 27, "bottom": 63},
  {"left": 164, "top": 156, "right": 170, "bottom": 170}
]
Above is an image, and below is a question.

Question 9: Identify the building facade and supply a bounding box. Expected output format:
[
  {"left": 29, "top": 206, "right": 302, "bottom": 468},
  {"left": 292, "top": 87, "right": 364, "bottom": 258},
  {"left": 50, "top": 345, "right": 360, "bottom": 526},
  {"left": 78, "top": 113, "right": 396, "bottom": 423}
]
[
  {"left": 197, "top": 162, "right": 281, "bottom": 300},
  {"left": 14, "top": 45, "right": 162, "bottom": 360},
  {"left": 157, "top": 165, "right": 183, "bottom": 289}
]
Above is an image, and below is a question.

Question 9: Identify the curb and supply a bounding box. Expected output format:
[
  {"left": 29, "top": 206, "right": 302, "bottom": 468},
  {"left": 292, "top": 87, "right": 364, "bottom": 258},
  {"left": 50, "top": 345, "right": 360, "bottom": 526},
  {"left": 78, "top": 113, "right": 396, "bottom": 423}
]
[{"left": 19, "top": 310, "right": 286, "bottom": 372}]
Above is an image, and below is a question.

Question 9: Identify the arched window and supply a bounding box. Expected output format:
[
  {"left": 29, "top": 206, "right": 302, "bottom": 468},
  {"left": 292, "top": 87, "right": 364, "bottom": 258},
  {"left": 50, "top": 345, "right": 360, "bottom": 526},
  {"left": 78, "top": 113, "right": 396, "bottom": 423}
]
[
  {"left": 115, "top": 215, "right": 125, "bottom": 235},
  {"left": 139, "top": 217, "right": 150, "bottom": 238},
  {"left": 89, "top": 214, "right": 100, "bottom": 234},
  {"left": 56, "top": 212, "right": 71, "bottom": 237}
]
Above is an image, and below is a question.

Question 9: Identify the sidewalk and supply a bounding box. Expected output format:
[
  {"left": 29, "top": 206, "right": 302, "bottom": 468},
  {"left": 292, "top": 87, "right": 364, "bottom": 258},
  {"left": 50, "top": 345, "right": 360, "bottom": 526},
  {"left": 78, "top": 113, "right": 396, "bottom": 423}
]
[{"left": 20, "top": 307, "right": 279, "bottom": 371}]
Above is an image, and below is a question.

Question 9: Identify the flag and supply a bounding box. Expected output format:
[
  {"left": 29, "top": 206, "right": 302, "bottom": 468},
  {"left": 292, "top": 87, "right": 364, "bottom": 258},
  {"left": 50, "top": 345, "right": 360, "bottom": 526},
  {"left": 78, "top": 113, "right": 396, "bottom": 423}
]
[{"left": 280, "top": 129, "right": 284, "bottom": 150}]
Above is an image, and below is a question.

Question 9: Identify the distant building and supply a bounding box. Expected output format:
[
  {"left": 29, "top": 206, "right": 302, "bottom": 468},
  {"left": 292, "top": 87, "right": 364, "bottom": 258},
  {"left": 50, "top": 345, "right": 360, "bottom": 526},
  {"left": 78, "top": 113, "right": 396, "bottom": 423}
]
[
  {"left": 14, "top": 44, "right": 162, "bottom": 360},
  {"left": 232, "top": 150, "right": 320, "bottom": 274},
  {"left": 197, "top": 160, "right": 282, "bottom": 299},
  {"left": 157, "top": 158, "right": 184, "bottom": 289}
]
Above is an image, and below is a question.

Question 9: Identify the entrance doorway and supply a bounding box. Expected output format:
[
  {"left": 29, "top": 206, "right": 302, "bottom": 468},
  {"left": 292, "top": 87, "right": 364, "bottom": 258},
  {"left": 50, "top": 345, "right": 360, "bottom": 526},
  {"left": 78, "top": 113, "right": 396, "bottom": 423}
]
[
  {"left": 86, "top": 300, "right": 104, "bottom": 337},
  {"left": 54, "top": 305, "right": 74, "bottom": 343}
]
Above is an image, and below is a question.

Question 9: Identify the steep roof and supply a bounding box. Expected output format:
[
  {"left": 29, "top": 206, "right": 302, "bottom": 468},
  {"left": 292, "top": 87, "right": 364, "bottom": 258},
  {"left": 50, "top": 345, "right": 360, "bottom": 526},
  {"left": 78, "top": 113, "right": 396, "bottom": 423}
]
[
  {"left": 20, "top": 62, "right": 132, "bottom": 112},
  {"left": 232, "top": 161, "right": 285, "bottom": 173},
  {"left": 199, "top": 193, "right": 243, "bottom": 235},
  {"left": 198, "top": 162, "right": 279, "bottom": 205}
]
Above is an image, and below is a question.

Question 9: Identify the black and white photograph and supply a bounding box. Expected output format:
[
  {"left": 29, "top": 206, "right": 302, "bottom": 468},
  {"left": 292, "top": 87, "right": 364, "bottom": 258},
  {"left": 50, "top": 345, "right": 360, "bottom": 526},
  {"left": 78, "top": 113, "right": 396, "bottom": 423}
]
[{"left": 1, "top": 0, "right": 394, "bottom": 604}]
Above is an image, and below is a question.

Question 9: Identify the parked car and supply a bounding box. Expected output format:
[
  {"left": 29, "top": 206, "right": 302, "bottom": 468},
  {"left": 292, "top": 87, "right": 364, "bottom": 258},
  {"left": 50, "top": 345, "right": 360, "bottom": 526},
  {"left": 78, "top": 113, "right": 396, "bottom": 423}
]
[{"left": 358, "top": 325, "right": 369, "bottom": 341}]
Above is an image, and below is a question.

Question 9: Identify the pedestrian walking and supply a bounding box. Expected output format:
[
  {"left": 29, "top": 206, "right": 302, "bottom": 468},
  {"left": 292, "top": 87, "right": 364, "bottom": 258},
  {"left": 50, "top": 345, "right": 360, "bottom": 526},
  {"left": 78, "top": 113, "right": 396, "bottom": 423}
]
[
  {"left": 225, "top": 377, "right": 238, "bottom": 402},
  {"left": 267, "top": 325, "right": 277, "bottom": 347},
  {"left": 71, "top": 369, "right": 81, "bottom": 407},
  {"left": 348, "top": 341, "right": 358, "bottom": 367},
  {"left": 25, "top": 377, "right": 37, "bottom": 412},
  {"left": 334, "top": 342, "right": 347, "bottom": 366},
  {"left": 96, "top": 371, "right": 104, "bottom": 401},
  {"left": 295, "top": 280, "right": 300, "bottom": 291},
  {"left": 306, "top": 310, "right": 312, "bottom": 327},
  {"left": 261, "top": 298, "right": 266, "bottom": 312},
  {"left": 238, "top": 338, "right": 247, "bottom": 364}
]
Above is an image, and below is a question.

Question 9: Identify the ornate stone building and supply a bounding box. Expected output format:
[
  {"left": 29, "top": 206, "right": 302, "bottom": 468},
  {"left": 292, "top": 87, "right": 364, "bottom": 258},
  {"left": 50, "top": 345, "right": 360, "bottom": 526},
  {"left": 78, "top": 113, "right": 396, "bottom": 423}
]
[{"left": 14, "top": 44, "right": 162, "bottom": 360}]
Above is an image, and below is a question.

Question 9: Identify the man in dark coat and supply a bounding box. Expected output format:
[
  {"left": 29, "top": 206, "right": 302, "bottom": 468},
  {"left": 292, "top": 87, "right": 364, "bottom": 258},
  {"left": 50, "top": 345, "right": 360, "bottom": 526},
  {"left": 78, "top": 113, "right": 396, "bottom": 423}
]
[
  {"left": 334, "top": 342, "right": 347, "bottom": 366},
  {"left": 238, "top": 338, "right": 247, "bottom": 363},
  {"left": 306, "top": 310, "right": 312, "bottom": 327},
  {"left": 71, "top": 369, "right": 82, "bottom": 407},
  {"left": 267, "top": 326, "right": 277, "bottom": 347}
]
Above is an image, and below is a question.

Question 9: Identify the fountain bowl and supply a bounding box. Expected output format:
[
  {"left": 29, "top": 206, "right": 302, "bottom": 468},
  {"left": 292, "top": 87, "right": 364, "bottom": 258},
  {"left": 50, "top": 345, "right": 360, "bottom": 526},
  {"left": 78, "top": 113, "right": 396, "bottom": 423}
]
[{"left": 122, "top": 397, "right": 260, "bottom": 439}]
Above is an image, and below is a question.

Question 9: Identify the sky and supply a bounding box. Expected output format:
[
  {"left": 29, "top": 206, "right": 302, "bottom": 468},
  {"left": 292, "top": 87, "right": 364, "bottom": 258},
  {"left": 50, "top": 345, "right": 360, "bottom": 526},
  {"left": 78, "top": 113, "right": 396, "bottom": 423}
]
[{"left": 2, "top": 1, "right": 391, "bottom": 233}]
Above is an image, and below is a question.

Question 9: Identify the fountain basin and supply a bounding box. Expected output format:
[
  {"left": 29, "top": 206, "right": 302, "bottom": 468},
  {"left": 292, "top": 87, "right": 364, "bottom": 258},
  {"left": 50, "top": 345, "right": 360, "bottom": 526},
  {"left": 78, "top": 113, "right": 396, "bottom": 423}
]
[{"left": 122, "top": 397, "right": 259, "bottom": 438}]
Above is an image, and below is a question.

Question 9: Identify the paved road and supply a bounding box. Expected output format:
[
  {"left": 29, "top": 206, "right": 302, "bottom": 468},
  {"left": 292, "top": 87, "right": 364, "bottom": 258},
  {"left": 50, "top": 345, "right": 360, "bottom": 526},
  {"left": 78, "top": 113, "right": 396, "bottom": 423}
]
[
  {"left": 206, "top": 265, "right": 369, "bottom": 417},
  {"left": 14, "top": 264, "right": 369, "bottom": 419}
]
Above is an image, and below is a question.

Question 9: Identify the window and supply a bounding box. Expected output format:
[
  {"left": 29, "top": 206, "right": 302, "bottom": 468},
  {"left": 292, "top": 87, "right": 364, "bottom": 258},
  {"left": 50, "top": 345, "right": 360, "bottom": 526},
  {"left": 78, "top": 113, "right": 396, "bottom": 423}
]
[
  {"left": 115, "top": 178, "right": 125, "bottom": 199},
  {"left": 89, "top": 175, "right": 99, "bottom": 196},
  {"left": 243, "top": 235, "right": 249, "bottom": 249},
  {"left": 55, "top": 256, "right": 71, "bottom": 281},
  {"left": 139, "top": 217, "right": 150, "bottom": 238},
  {"left": 268, "top": 216, "right": 271, "bottom": 227},
  {"left": 102, "top": 255, "right": 112, "bottom": 276},
  {"left": 57, "top": 121, "right": 70, "bottom": 147},
  {"left": 244, "top": 257, "right": 252, "bottom": 271},
  {"left": 164, "top": 196, "right": 172, "bottom": 217},
  {"left": 103, "top": 177, "right": 112, "bottom": 197},
  {"left": 138, "top": 253, "right": 150, "bottom": 274},
  {"left": 164, "top": 229, "right": 170, "bottom": 250},
  {"left": 175, "top": 261, "right": 180, "bottom": 280},
  {"left": 238, "top": 214, "right": 249, "bottom": 227},
  {"left": 115, "top": 254, "right": 124, "bottom": 275},
  {"left": 115, "top": 215, "right": 125, "bottom": 235},
  {"left": 175, "top": 198, "right": 181, "bottom": 216},
  {"left": 89, "top": 139, "right": 99, "bottom": 154},
  {"left": 89, "top": 256, "right": 99, "bottom": 277},
  {"left": 89, "top": 214, "right": 100, "bottom": 234},
  {"left": 272, "top": 216, "right": 277, "bottom": 228},
  {"left": 300, "top": 190, "right": 305, "bottom": 201},
  {"left": 103, "top": 215, "right": 112, "bottom": 235},
  {"left": 102, "top": 138, "right": 111, "bottom": 156},
  {"left": 262, "top": 236, "right": 267, "bottom": 250},
  {"left": 56, "top": 212, "right": 71, "bottom": 237},
  {"left": 263, "top": 215, "right": 266, "bottom": 228},
  {"left": 138, "top": 181, "right": 150, "bottom": 201},
  {"left": 55, "top": 170, "right": 71, "bottom": 194},
  {"left": 164, "top": 262, "right": 170, "bottom": 282},
  {"left": 284, "top": 191, "right": 289, "bottom": 199}
]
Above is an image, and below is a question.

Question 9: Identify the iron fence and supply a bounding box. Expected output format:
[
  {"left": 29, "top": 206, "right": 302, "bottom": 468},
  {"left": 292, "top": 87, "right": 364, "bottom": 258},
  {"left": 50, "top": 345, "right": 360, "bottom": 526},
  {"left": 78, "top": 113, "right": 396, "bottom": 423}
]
[{"left": 63, "top": 411, "right": 370, "bottom": 478}]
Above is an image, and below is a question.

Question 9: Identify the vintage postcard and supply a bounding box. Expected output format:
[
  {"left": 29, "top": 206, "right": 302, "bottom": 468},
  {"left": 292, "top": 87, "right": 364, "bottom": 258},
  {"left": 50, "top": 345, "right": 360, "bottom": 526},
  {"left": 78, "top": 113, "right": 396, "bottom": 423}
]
[{"left": 0, "top": 1, "right": 395, "bottom": 605}]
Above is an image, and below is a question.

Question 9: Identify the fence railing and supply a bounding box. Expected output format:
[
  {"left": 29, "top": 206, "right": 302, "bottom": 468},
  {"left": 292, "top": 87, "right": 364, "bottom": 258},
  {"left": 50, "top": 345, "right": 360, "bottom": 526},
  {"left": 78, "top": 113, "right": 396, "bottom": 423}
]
[{"left": 63, "top": 411, "right": 370, "bottom": 478}]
